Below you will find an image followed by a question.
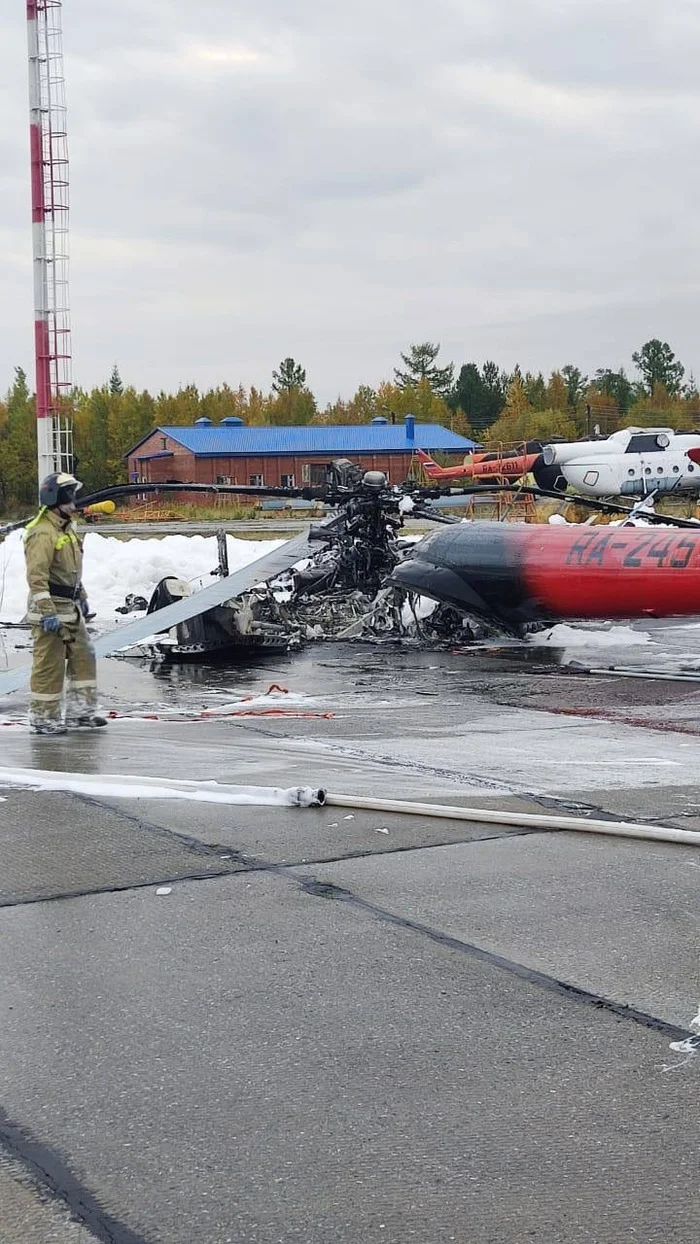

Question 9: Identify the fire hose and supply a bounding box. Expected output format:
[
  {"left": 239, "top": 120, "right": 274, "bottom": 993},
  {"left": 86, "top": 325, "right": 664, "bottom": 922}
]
[{"left": 322, "top": 793, "right": 700, "bottom": 848}]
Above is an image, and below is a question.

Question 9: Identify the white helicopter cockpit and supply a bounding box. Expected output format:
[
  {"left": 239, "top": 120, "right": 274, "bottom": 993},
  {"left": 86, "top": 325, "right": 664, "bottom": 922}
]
[{"left": 541, "top": 427, "right": 700, "bottom": 497}]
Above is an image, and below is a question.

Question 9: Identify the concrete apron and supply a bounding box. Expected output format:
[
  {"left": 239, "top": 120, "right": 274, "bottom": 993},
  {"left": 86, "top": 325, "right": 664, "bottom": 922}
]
[{"left": 0, "top": 684, "right": 699, "bottom": 1241}]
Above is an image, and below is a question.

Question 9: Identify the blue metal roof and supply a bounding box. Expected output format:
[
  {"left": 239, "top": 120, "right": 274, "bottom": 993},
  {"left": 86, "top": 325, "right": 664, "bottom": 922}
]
[{"left": 154, "top": 423, "right": 477, "bottom": 457}]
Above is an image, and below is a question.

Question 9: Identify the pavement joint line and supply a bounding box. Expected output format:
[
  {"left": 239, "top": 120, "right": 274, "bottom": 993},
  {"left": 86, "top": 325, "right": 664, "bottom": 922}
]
[
  {"left": 0, "top": 833, "right": 538, "bottom": 910},
  {"left": 532, "top": 792, "right": 697, "bottom": 831},
  {"left": 0, "top": 865, "right": 243, "bottom": 910},
  {"left": 1, "top": 798, "right": 679, "bottom": 912},
  {"left": 68, "top": 790, "right": 231, "bottom": 859},
  {"left": 128, "top": 845, "right": 692, "bottom": 1042},
  {"left": 291, "top": 877, "right": 694, "bottom": 1043},
  {"left": 91, "top": 841, "right": 690, "bottom": 1043},
  {"left": 0, "top": 1109, "right": 152, "bottom": 1244},
  {"left": 283, "top": 828, "right": 539, "bottom": 866},
  {"left": 1, "top": 783, "right": 683, "bottom": 913}
]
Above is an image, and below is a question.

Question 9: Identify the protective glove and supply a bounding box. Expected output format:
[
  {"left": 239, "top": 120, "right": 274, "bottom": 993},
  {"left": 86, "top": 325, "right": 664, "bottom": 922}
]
[
  {"left": 40, "top": 615, "right": 62, "bottom": 635},
  {"left": 80, "top": 599, "right": 92, "bottom": 619}
]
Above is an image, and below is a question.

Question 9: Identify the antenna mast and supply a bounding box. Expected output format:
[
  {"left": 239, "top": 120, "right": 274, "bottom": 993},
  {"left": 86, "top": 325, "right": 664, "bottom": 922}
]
[{"left": 26, "top": 0, "right": 73, "bottom": 487}]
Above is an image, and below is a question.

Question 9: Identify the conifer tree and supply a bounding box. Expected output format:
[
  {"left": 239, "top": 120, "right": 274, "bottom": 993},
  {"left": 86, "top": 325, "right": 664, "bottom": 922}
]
[
  {"left": 109, "top": 364, "right": 124, "bottom": 395},
  {"left": 394, "top": 343, "right": 454, "bottom": 397},
  {"left": 272, "top": 358, "right": 306, "bottom": 393},
  {"left": 632, "top": 340, "right": 685, "bottom": 396}
]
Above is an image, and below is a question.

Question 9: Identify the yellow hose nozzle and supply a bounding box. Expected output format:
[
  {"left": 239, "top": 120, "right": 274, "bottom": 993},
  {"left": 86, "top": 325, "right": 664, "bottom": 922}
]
[{"left": 82, "top": 500, "right": 116, "bottom": 517}]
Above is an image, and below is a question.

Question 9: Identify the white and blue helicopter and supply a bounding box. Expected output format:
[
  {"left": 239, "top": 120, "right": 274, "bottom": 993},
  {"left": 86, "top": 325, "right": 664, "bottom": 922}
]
[{"left": 539, "top": 427, "right": 700, "bottom": 497}]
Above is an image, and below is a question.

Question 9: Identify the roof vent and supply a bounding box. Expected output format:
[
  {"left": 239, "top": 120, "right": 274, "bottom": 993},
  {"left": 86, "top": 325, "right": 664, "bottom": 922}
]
[
  {"left": 405, "top": 413, "right": 415, "bottom": 441},
  {"left": 194, "top": 417, "right": 212, "bottom": 427},
  {"left": 371, "top": 416, "right": 388, "bottom": 425},
  {"left": 220, "top": 416, "right": 244, "bottom": 427}
]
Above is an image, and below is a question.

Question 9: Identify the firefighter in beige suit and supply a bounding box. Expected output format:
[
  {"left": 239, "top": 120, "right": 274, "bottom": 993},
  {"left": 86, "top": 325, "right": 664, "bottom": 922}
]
[{"left": 25, "top": 472, "right": 107, "bottom": 735}]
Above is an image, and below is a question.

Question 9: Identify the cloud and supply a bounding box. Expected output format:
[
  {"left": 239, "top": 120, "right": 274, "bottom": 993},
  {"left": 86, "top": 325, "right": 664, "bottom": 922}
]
[
  {"left": 182, "top": 43, "right": 277, "bottom": 70},
  {"left": 1, "top": 0, "right": 700, "bottom": 403},
  {"left": 443, "top": 64, "right": 616, "bottom": 131}
]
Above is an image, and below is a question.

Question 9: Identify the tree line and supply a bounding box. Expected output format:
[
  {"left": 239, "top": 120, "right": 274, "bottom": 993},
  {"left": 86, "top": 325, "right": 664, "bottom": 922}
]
[{"left": 0, "top": 339, "right": 698, "bottom": 509}]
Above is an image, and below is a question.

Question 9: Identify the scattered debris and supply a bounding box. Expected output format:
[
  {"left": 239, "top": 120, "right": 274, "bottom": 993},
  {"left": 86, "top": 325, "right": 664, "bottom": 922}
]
[{"left": 116, "top": 593, "right": 149, "bottom": 615}]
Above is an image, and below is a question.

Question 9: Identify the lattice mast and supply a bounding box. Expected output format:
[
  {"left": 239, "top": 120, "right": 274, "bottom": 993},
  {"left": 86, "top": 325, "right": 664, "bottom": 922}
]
[{"left": 26, "top": 0, "right": 73, "bottom": 487}]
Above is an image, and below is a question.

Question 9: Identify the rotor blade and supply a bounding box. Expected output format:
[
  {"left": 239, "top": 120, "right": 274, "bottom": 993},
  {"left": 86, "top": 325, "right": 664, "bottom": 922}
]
[
  {"left": 0, "top": 530, "right": 314, "bottom": 699},
  {"left": 78, "top": 481, "right": 312, "bottom": 506},
  {"left": 420, "top": 484, "right": 700, "bottom": 528}
]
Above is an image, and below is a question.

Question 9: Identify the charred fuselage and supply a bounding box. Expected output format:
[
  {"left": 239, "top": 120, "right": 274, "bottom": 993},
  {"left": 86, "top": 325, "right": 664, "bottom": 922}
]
[{"left": 391, "top": 521, "right": 700, "bottom": 626}]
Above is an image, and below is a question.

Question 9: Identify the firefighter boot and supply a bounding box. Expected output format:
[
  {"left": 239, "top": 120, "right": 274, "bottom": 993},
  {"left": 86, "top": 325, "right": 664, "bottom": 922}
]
[
  {"left": 66, "top": 711, "right": 108, "bottom": 730},
  {"left": 29, "top": 715, "right": 68, "bottom": 736},
  {"left": 64, "top": 616, "right": 107, "bottom": 729},
  {"left": 29, "top": 626, "right": 67, "bottom": 734}
]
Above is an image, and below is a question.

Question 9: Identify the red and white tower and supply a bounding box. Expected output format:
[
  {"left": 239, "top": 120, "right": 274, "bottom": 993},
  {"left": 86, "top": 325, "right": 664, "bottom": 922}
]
[{"left": 26, "top": 0, "right": 73, "bottom": 487}]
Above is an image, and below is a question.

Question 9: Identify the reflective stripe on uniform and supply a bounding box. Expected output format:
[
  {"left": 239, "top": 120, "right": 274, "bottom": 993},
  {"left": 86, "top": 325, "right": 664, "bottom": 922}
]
[
  {"left": 24, "top": 508, "right": 48, "bottom": 535},
  {"left": 29, "top": 691, "right": 63, "bottom": 702},
  {"left": 29, "top": 599, "right": 77, "bottom": 610},
  {"left": 67, "top": 679, "right": 97, "bottom": 689},
  {"left": 27, "top": 608, "right": 77, "bottom": 622},
  {"left": 25, "top": 509, "right": 78, "bottom": 549},
  {"left": 55, "top": 532, "right": 78, "bottom": 551}
]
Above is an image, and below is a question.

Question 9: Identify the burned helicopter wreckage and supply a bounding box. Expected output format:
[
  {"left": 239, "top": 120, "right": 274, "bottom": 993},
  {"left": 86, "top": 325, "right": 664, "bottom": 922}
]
[
  {"left": 102, "top": 457, "right": 700, "bottom": 665},
  {"left": 132, "top": 461, "right": 483, "bottom": 661}
]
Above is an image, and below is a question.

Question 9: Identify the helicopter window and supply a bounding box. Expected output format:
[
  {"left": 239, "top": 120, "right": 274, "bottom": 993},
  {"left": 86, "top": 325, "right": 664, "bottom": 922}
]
[
  {"left": 627, "top": 468, "right": 635, "bottom": 476},
  {"left": 626, "top": 434, "right": 666, "bottom": 453},
  {"left": 689, "top": 464, "right": 695, "bottom": 473},
  {"left": 644, "top": 467, "right": 652, "bottom": 475},
  {"left": 673, "top": 465, "right": 680, "bottom": 473}
]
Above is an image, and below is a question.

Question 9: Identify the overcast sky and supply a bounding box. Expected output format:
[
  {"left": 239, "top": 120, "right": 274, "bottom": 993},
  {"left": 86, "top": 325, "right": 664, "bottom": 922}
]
[{"left": 2, "top": 0, "right": 700, "bottom": 403}]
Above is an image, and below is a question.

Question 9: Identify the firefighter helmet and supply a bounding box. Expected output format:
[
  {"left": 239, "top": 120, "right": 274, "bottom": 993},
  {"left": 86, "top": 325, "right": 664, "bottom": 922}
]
[{"left": 39, "top": 472, "right": 83, "bottom": 508}]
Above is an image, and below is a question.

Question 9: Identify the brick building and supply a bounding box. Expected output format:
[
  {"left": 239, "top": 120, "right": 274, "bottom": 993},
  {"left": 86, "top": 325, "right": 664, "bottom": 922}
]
[{"left": 126, "top": 415, "right": 478, "bottom": 495}]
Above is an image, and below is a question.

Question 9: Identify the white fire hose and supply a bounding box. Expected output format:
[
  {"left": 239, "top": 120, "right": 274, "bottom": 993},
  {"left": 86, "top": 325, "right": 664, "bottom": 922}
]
[
  {"left": 323, "top": 793, "right": 700, "bottom": 848},
  {"left": 1, "top": 765, "right": 697, "bottom": 846}
]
